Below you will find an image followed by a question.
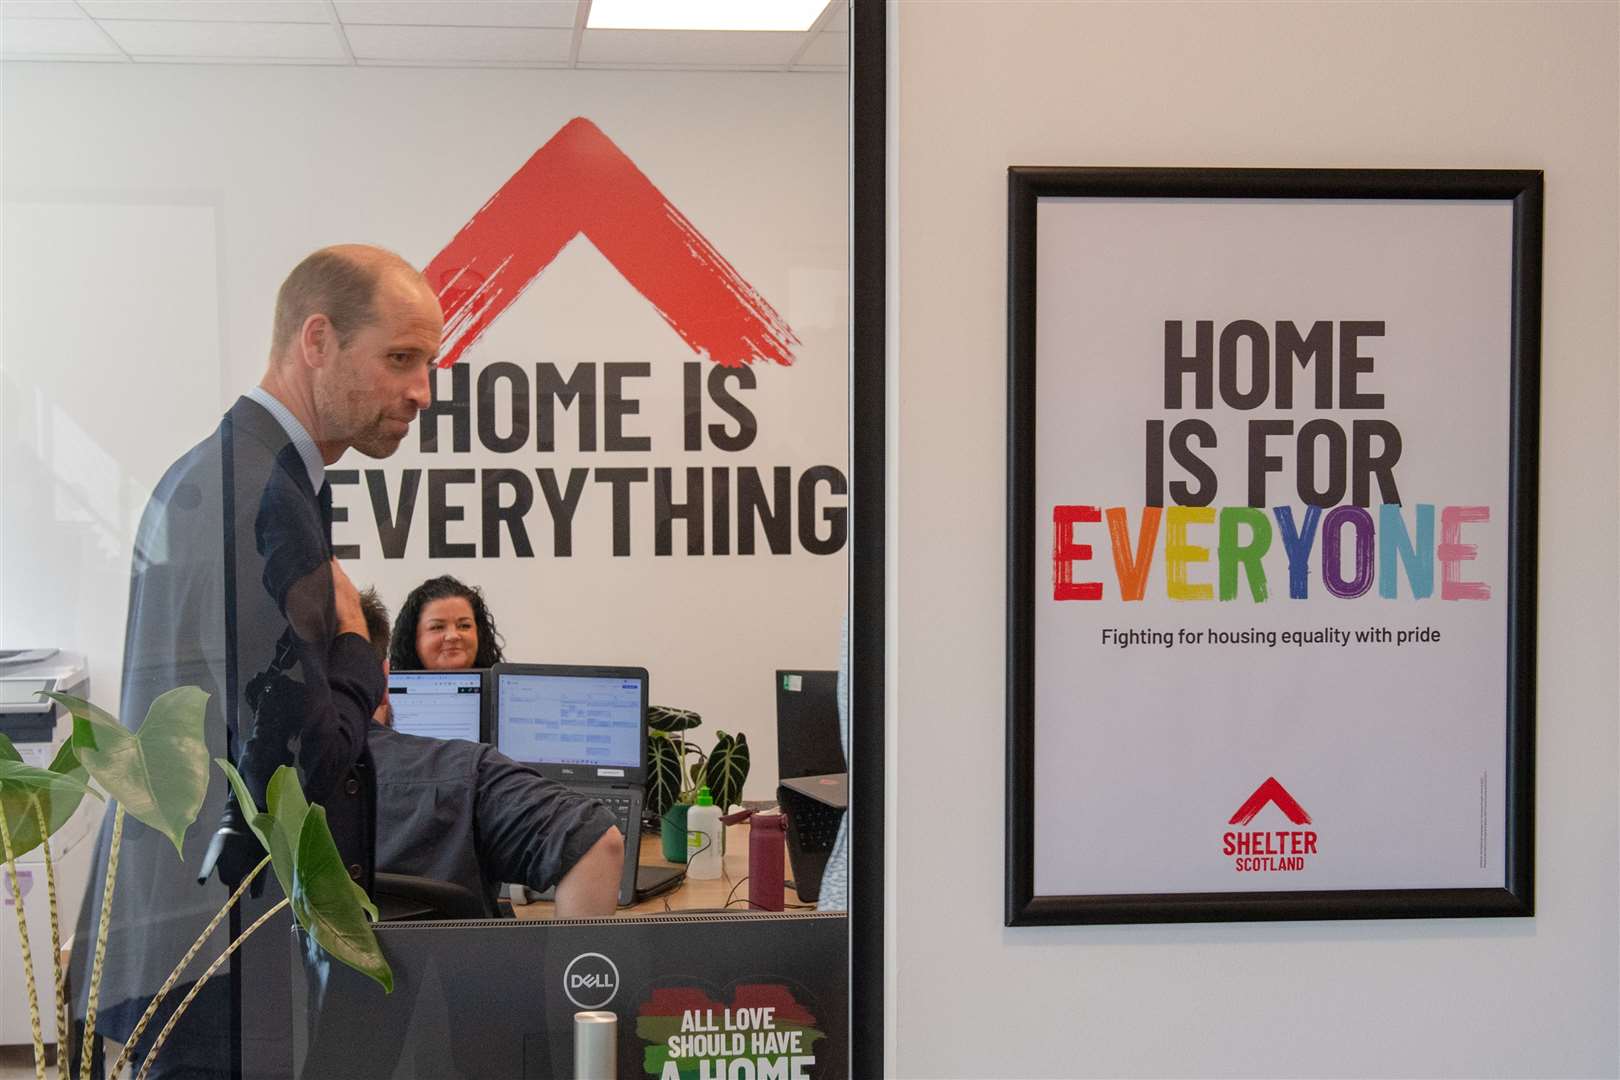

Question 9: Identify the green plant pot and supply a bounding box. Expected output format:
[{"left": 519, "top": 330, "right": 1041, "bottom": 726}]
[{"left": 660, "top": 803, "right": 690, "bottom": 863}]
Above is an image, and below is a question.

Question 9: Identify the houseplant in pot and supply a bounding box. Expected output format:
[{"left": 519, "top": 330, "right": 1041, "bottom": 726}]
[
  {"left": 0, "top": 687, "right": 388, "bottom": 1080},
  {"left": 643, "top": 706, "right": 750, "bottom": 863}
]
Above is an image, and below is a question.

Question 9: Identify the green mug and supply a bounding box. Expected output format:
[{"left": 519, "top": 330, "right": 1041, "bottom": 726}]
[{"left": 660, "top": 803, "right": 690, "bottom": 863}]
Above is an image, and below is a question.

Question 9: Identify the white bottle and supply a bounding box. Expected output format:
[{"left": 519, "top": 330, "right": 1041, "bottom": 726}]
[{"left": 686, "top": 786, "right": 723, "bottom": 880}]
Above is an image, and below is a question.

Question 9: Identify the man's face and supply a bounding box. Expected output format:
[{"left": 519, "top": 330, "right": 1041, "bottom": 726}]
[{"left": 314, "top": 272, "right": 442, "bottom": 459}]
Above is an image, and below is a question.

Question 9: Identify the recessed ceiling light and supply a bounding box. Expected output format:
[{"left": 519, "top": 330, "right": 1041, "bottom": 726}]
[{"left": 586, "top": 0, "right": 831, "bottom": 33}]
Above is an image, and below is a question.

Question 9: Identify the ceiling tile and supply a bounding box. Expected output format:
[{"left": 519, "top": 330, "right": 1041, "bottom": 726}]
[
  {"left": 578, "top": 29, "right": 802, "bottom": 68},
  {"left": 80, "top": 1, "right": 329, "bottom": 21},
  {"left": 334, "top": 1, "right": 577, "bottom": 28},
  {"left": 344, "top": 23, "right": 571, "bottom": 63},
  {"left": 1, "top": 1, "right": 83, "bottom": 18},
  {"left": 0, "top": 16, "right": 121, "bottom": 55},
  {"left": 794, "top": 30, "right": 845, "bottom": 69},
  {"left": 103, "top": 19, "right": 346, "bottom": 59}
]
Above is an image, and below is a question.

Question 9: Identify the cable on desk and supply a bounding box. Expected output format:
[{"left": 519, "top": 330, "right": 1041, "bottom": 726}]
[{"left": 719, "top": 876, "right": 819, "bottom": 911}]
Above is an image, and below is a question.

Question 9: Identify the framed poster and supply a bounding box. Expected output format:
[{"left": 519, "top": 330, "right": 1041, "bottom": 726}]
[{"left": 1005, "top": 168, "right": 1540, "bottom": 925}]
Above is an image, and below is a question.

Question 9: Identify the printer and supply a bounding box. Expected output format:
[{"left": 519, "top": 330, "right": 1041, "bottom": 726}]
[{"left": 0, "top": 649, "right": 94, "bottom": 1047}]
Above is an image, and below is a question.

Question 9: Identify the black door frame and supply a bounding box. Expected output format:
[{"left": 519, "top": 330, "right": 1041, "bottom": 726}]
[{"left": 849, "top": 1, "right": 887, "bottom": 1075}]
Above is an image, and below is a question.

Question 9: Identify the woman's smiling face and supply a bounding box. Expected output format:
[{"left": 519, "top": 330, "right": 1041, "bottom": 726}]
[{"left": 415, "top": 596, "right": 478, "bottom": 670}]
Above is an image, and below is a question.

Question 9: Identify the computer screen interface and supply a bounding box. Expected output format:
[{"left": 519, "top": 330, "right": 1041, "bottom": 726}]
[
  {"left": 387, "top": 670, "right": 483, "bottom": 742},
  {"left": 496, "top": 672, "right": 643, "bottom": 770}
]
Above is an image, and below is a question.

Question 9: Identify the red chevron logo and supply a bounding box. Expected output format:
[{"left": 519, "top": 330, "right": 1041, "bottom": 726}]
[
  {"left": 1227, "top": 777, "right": 1312, "bottom": 826},
  {"left": 425, "top": 117, "right": 798, "bottom": 370}
]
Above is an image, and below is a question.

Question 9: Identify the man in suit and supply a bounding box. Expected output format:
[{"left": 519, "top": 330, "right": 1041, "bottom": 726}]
[{"left": 72, "top": 246, "right": 442, "bottom": 1079}]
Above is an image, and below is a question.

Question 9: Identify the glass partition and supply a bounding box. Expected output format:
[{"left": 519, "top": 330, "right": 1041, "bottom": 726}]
[{"left": 0, "top": 0, "right": 881, "bottom": 1073}]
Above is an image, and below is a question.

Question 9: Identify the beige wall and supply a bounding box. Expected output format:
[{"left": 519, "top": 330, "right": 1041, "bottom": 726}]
[{"left": 889, "top": 2, "right": 1618, "bottom": 1075}]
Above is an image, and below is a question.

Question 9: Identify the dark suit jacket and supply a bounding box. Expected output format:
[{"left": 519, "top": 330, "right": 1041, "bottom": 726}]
[{"left": 73, "top": 397, "right": 384, "bottom": 1078}]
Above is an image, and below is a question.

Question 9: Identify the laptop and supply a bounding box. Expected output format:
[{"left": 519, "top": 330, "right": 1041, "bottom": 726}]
[
  {"left": 782, "top": 772, "right": 847, "bottom": 807},
  {"left": 490, "top": 663, "right": 683, "bottom": 906},
  {"left": 775, "top": 669, "right": 847, "bottom": 903},
  {"left": 386, "top": 669, "right": 488, "bottom": 743},
  {"left": 777, "top": 774, "right": 847, "bottom": 904}
]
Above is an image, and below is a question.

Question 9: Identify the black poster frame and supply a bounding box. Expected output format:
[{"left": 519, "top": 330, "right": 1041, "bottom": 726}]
[{"left": 1005, "top": 167, "right": 1541, "bottom": 926}]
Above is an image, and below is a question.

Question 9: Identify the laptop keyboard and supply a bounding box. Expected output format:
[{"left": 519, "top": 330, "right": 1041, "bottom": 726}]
[
  {"left": 599, "top": 794, "right": 634, "bottom": 834},
  {"left": 788, "top": 798, "right": 844, "bottom": 853}
]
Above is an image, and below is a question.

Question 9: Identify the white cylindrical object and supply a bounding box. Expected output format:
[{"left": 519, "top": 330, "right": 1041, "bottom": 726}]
[
  {"left": 686, "top": 797, "right": 724, "bottom": 880},
  {"left": 574, "top": 1010, "right": 617, "bottom": 1080}
]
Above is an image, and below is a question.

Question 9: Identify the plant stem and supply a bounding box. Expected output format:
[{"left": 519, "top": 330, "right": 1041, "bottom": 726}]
[
  {"left": 0, "top": 803, "right": 47, "bottom": 1080},
  {"left": 79, "top": 804, "right": 123, "bottom": 1080},
  {"left": 108, "top": 855, "right": 270, "bottom": 1080},
  {"left": 132, "top": 897, "right": 290, "bottom": 1080},
  {"left": 29, "top": 801, "right": 68, "bottom": 1080}
]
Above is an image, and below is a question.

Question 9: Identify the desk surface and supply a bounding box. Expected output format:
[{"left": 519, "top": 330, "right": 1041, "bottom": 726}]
[{"left": 513, "top": 822, "right": 818, "bottom": 919}]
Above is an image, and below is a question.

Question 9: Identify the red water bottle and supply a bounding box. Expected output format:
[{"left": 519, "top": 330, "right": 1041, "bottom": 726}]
[
  {"left": 722, "top": 809, "right": 788, "bottom": 911},
  {"left": 748, "top": 813, "right": 787, "bottom": 912}
]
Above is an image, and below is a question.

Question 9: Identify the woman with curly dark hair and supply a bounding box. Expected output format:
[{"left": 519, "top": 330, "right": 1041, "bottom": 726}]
[{"left": 388, "top": 574, "right": 506, "bottom": 670}]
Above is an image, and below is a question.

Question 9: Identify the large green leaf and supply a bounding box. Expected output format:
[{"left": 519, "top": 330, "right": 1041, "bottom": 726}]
[
  {"left": 0, "top": 750, "right": 100, "bottom": 862},
  {"left": 51, "top": 687, "right": 210, "bottom": 857},
  {"left": 217, "top": 759, "right": 294, "bottom": 897},
  {"left": 0, "top": 758, "right": 96, "bottom": 800},
  {"left": 0, "top": 737, "right": 97, "bottom": 859},
  {"left": 347, "top": 876, "right": 380, "bottom": 923},
  {"left": 290, "top": 804, "right": 391, "bottom": 993},
  {"left": 645, "top": 732, "right": 684, "bottom": 818},
  {"left": 216, "top": 758, "right": 267, "bottom": 844},
  {"left": 264, "top": 765, "right": 311, "bottom": 899},
  {"left": 266, "top": 766, "right": 310, "bottom": 835},
  {"left": 647, "top": 705, "right": 702, "bottom": 733},
  {"left": 39, "top": 691, "right": 119, "bottom": 731},
  {"left": 703, "top": 732, "right": 750, "bottom": 811}
]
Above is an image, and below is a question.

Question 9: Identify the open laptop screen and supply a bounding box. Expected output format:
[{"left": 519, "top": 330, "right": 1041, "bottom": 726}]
[
  {"left": 387, "top": 670, "right": 485, "bottom": 742},
  {"left": 495, "top": 668, "right": 644, "bottom": 775}
]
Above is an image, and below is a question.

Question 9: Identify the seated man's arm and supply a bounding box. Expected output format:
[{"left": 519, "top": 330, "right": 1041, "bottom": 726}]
[
  {"left": 474, "top": 749, "right": 622, "bottom": 914},
  {"left": 553, "top": 828, "right": 624, "bottom": 918}
]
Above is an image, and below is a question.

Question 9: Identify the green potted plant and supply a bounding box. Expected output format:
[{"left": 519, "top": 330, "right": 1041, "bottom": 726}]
[
  {"left": 643, "top": 706, "right": 750, "bottom": 863},
  {"left": 0, "top": 688, "right": 389, "bottom": 1080}
]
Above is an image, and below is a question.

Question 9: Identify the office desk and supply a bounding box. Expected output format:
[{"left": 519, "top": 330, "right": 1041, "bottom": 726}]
[
  {"left": 513, "top": 822, "right": 815, "bottom": 918},
  {"left": 294, "top": 911, "right": 850, "bottom": 1077}
]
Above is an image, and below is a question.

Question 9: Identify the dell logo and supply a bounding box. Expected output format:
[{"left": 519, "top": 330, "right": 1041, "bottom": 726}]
[{"left": 563, "top": 952, "right": 620, "bottom": 1009}]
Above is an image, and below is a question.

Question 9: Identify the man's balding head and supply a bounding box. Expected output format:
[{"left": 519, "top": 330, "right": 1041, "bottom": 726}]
[
  {"left": 271, "top": 245, "right": 425, "bottom": 358},
  {"left": 261, "top": 244, "right": 442, "bottom": 463}
]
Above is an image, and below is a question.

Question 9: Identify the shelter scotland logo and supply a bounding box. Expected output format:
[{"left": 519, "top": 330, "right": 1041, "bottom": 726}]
[{"left": 1222, "top": 777, "right": 1318, "bottom": 873}]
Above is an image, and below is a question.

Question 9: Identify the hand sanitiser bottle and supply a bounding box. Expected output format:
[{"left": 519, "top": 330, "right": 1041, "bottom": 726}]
[{"left": 686, "top": 786, "right": 723, "bottom": 880}]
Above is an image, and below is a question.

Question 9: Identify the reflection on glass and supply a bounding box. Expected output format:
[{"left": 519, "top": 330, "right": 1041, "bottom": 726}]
[{"left": 3, "top": 32, "right": 851, "bottom": 1073}]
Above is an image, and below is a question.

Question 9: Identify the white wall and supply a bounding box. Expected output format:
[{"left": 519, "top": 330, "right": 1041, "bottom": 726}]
[
  {"left": 1, "top": 63, "right": 848, "bottom": 801},
  {"left": 890, "top": 2, "right": 1617, "bottom": 1077}
]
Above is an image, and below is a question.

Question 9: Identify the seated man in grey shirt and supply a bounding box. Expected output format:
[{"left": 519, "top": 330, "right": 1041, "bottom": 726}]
[{"left": 361, "top": 589, "right": 623, "bottom": 917}]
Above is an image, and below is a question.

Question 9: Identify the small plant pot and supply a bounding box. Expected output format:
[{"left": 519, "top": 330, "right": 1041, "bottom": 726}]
[{"left": 660, "top": 803, "right": 690, "bottom": 863}]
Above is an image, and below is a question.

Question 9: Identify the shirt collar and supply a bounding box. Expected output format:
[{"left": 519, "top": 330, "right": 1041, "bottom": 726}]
[{"left": 246, "top": 385, "right": 326, "bottom": 493}]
